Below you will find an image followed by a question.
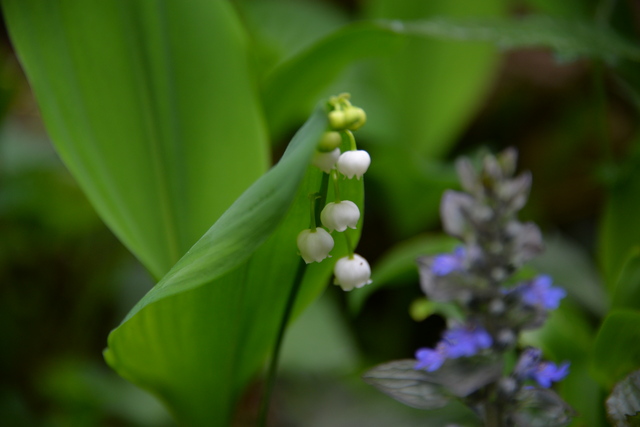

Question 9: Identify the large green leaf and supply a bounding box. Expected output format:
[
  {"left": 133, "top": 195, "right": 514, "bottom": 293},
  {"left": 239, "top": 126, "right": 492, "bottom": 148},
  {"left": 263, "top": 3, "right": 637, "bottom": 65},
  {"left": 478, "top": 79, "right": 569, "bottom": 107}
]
[
  {"left": 611, "top": 249, "right": 640, "bottom": 311},
  {"left": 104, "top": 108, "right": 365, "bottom": 425},
  {"left": 262, "top": 11, "right": 640, "bottom": 144},
  {"left": 2, "top": 0, "right": 269, "bottom": 279},
  {"left": 591, "top": 310, "right": 640, "bottom": 389},
  {"left": 365, "top": 0, "right": 506, "bottom": 158},
  {"left": 599, "top": 145, "right": 640, "bottom": 288},
  {"left": 261, "top": 21, "right": 405, "bottom": 138}
]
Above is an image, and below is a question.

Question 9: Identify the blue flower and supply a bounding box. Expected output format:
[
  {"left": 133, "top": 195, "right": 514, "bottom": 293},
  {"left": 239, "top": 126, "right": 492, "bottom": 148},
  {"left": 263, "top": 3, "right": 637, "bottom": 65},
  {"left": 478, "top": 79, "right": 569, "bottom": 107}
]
[
  {"left": 414, "top": 324, "right": 492, "bottom": 372},
  {"left": 432, "top": 247, "right": 466, "bottom": 276},
  {"left": 442, "top": 324, "right": 493, "bottom": 358},
  {"left": 531, "top": 361, "right": 570, "bottom": 388},
  {"left": 515, "top": 347, "right": 570, "bottom": 388},
  {"left": 519, "top": 275, "right": 566, "bottom": 310},
  {"left": 415, "top": 343, "right": 448, "bottom": 372}
]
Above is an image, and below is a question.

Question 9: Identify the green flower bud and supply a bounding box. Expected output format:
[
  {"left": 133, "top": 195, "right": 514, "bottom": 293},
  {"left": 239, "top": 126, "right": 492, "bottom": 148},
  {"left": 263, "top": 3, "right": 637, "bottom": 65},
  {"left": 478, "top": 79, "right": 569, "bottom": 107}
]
[
  {"left": 318, "top": 131, "right": 342, "bottom": 152},
  {"left": 344, "top": 107, "right": 366, "bottom": 130},
  {"left": 328, "top": 110, "right": 346, "bottom": 130}
]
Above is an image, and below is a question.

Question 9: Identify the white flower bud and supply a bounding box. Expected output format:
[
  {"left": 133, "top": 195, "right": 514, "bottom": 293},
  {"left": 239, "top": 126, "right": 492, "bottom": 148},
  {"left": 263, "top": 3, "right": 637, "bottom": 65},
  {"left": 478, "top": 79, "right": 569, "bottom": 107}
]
[
  {"left": 297, "top": 228, "right": 334, "bottom": 264},
  {"left": 321, "top": 200, "right": 360, "bottom": 232},
  {"left": 336, "top": 150, "right": 371, "bottom": 179},
  {"left": 333, "top": 254, "right": 372, "bottom": 291},
  {"left": 311, "top": 148, "right": 340, "bottom": 173}
]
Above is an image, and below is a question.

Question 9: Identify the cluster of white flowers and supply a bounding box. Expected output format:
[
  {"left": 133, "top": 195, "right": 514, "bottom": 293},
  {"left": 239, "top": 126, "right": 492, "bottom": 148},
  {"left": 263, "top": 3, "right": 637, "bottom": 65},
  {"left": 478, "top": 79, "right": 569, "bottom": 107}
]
[{"left": 297, "top": 95, "right": 373, "bottom": 292}]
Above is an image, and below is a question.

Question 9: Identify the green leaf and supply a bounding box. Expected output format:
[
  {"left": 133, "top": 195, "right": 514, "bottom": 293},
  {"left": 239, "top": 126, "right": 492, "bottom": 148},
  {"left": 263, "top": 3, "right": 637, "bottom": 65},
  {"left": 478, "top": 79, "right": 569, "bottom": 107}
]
[
  {"left": 2, "top": 0, "right": 269, "bottom": 279},
  {"left": 234, "top": 0, "right": 348, "bottom": 79},
  {"left": 365, "top": 0, "right": 506, "bottom": 158},
  {"left": 364, "top": 355, "right": 502, "bottom": 409},
  {"left": 262, "top": 11, "right": 639, "bottom": 145},
  {"left": 394, "top": 15, "right": 640, "bottom": 64},
  {"left": 599, "top": 148, "right": 640, "bottom": 288},
  {"left": 363, "top": 360, "right": 453, "bottom": 410},
  {"left": 261, "top": 21, "right": 405, "bottom": 138},
  {"left": 529, "top": 234, "right": 607, "bottom": 317},
  {"left": 104, "top": 109, "right": 365, "bottom": 425},
  {"left": 591, "top": 310, "right": 640, "bottom": 389},
  {"left": 611, "top": 249, "right": 640, "bottom": 311}
]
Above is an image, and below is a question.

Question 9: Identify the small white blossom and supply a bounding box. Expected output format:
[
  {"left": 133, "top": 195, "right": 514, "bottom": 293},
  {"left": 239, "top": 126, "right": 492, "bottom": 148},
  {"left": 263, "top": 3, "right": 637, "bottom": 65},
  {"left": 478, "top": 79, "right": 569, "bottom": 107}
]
[
  {"left": 334, "top": 254, "right": 372, "bottom": 291},
  {"left": 336, "top": 150, "right": 371, "bottom": 179},
  {"left": 297, "top": 228, "right": 334, "bottom": 263},
  {"left": 321, "top": 200, "right": 360, "bottom": 232},
  {"left": 312, "top": 148, "right": 341, "bottom": 173}
]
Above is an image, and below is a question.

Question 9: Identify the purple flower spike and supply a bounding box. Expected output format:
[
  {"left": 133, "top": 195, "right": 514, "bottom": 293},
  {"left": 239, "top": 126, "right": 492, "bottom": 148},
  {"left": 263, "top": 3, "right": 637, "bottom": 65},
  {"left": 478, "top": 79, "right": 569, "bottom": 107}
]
[
  {"left": 415, "top": 343, "right": 448, "bottom": 372},
  {"left": 532, "top": 361, "right": 570, "bottom": 388},
  {"left": 520, "top": 275, "right": 567, "bottom": 310},
  {"left": 442, "top": 324, "right": 493, "bottom": 358},
  {"left": 515, "top": 348, "right": 570, "bottom": 388},
  {"left": 432, "top": 247, "right": 466, "bottom": 276}
]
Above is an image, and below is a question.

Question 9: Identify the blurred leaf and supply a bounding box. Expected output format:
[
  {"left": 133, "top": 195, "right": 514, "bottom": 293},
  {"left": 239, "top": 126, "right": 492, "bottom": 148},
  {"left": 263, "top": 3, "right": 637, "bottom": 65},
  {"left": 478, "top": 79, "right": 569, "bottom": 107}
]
[
  {"left": 556, "top": 361, "right": 606, "bottom": 427},
  {"left": 235, "top": 0, "right": 347, "bottom": 77},
  {"left": 409, "top": 298, "right": 464, "bottom": 323},
  {"left": 368, "top": 148, "right": 460, "bottom": 237},
  {"left": 599, "top": 145, "right": 640, "bottom": 288},
  {"left": 280, "top": 292, "right": 360, "bottom": 374},
  {"left": 363, "top": 360, "right": 453, "bottom": 410},
  {"left": 2, "top": 0, "right": 269, "bottom": 279},
  {"left": 611, "top": 249, "right": 640, "bottom": 311},
  {"left": 591, "top": 310, "right": 640, "bottom": 388},
  {"left": 364, "top": 355, "right": 502, "bottom": 408},
  {"left": 520, "top": 0, "right": 591, "bottom": 19},
  {"left": 513, "top": 388, "right": 575, "bottom": 427},
  {"left": 529, "top": 234, "right": 607, "bottom": 317},
  {"left": 366, "top": 0, "right": 506, "bottom": 158},
  {"left": 261, "top": 21, "right": 405, "bottom": 138},
  {"left": 349, "top": 233, "right": 456, "bottom": 314},
  {"left": 395, "top": 15, "right": 640, "bottom": 64},
  {"left": 105, "top": 109, "right": 365, "bottom": 425},
  {"left": 607, "top": 370, "right": 640, "bottom": 427}
]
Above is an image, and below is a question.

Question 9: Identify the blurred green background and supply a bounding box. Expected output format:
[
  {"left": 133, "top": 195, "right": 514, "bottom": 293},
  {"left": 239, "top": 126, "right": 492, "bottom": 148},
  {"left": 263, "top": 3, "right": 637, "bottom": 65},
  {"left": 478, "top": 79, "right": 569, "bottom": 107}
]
[{"left": 1, "top": 0, "right": 639, "bottom": 425}]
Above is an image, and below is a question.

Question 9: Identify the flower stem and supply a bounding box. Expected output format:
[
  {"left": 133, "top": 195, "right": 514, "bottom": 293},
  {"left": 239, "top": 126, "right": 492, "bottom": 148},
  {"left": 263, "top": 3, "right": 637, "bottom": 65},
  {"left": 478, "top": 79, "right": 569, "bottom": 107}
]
[
  {"left": 482, "top": 384, "right": 505, "bottom": 427},
  {"left": 331, "top": 169, "right": 341, "bottom": 201},
  {"left": 343, "top": 129, "right": 357, "bottom": 151},
  {"left": 257, "top": 171, "right": 329, "bottom": 427},
  {"left": 344, "top": 231, "right": 354, "bottom": 256},
  {"left": 257, "top": 258, "right": 306, "bottom": 427},
  {"left": 308, "top": 193, "right": 320, "bottom": 229}
]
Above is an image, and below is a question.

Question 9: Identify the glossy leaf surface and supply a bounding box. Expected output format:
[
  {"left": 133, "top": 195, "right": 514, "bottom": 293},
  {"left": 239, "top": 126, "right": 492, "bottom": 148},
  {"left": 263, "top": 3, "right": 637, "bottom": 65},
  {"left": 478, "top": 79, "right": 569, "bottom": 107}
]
[
  {"left": 591, "top": 310, "right": 640, "bottom": 389},
  {"left": 2, "top": 0, "right": 269, "bottom": 279},
  {"left": 104, "top": 109, "right": 365, "bottom": 425}
]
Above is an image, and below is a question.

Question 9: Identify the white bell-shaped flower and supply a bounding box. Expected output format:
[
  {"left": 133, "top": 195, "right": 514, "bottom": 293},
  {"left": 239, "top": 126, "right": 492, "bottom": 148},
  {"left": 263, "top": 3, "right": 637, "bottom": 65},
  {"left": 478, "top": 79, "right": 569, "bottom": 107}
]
[
  {"left": 312, "top": 148, "right": 341, "bottom": 173},
  {"left": 321, "top": 200, "right": 360, "bottom": 232},
  {"left": 336, "top": 150, "right": 371, "bottom": 179},
  {"left": 334, "top": 254, "right": 372, "bottom": 291},
  {"left": 297, "top": 228, "right": 334, "bottom": 263}
]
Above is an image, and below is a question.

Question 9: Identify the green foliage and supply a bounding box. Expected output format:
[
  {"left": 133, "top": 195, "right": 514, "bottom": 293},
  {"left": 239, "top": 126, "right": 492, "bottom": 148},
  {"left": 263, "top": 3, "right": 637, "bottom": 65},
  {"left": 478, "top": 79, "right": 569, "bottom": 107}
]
[
  {"left": 104, "top": 109, "right": 364, "bottom": 425},
  {"left": 610, "top": 250, "right": 640, "bottom": 310},
  {"left": 397, "top": 15, "right": 640, "bottom": 63},
  {"left": 261, "top": 21, "right": 404, "bottom": 138},
  {"left": 2, "top": 0, "right": 269, "bottom": 279},
  {"left": 599, "top": 145, "right": 640, "bottom": 288},
  {"left": 591, "top": 310, "right": 640, "bottom": 389},
  {"left": 4, "top": 0, "right": 640, "bottom": 425}
]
